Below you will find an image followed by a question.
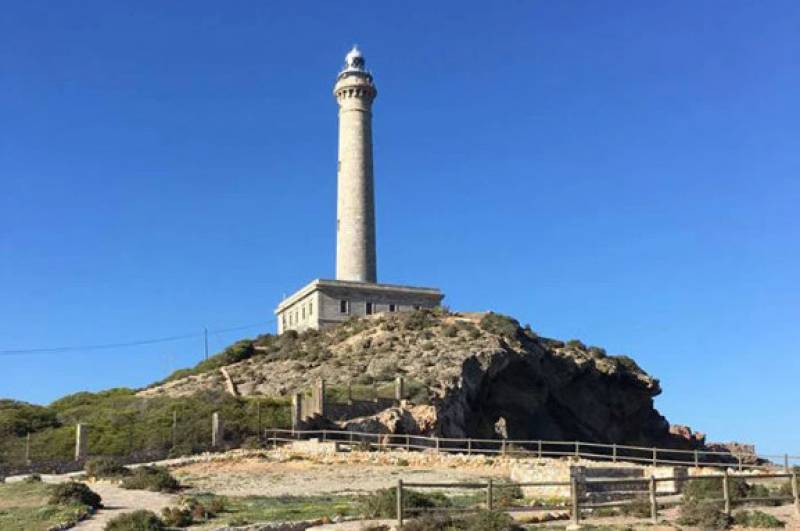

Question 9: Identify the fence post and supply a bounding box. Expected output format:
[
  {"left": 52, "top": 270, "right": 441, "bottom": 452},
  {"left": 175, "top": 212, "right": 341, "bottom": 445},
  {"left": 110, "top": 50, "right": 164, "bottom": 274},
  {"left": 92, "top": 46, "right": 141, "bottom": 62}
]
[
  {"left": 211, "top": 412, "right": 223, "bottom": 449},
  {"left": 395, "top": 376, "right": 404, "bottom": 404},
  {"left": 435, "top": 437, "right": 440, "bottom": 453},
  {"left": 737, "top": 454, "right": 742, "bottom": 472},
  {"left": 538, "top": 440, "right": 543, "bottom": 459},
  {"left": 171, "top": 409, "right": 177, "bottom": 448},
  {"left": 75, "top": 423, "right": 87, "bottom": 461},
  {"left": 791, "top": 470, "right": 799, "bottom": 518},
  {"left": 322, "top": 429, "right": 327, "bottom": 442},
  {"left": 396, "top": 479, "right": 404, "bottom": 528},
  {"left": 501, "top": 439, "right": 506, "bottom": 456},
  {"left": 487, "top": 479, "right": 494, "bottom": 511},
  {"left": 574, "top": 441, "right": 580, "bottom": 459},
  {"left": 722, "top": 468, "right": 731, "bottom": 517},
  {"left": 785, "top": 454, "right": 790, "bottom": 474},
  {"left": 256, "top": 401, "right": 262, "bottom": 441},
  {"left": 694, "top": 450, "right": 699, "bottom": 468},
  {"left": 467, "top": 438, "right": 472, "bottom": 456},
  {"left": 25, "top": 432, "right": 31, "bottom": 465},
  {"left": 272, "top": 431, "right": 277, "bottom": 450},
  {"left": 649, "top": 475, "right": 658, "bottom": 523},
  {"left": 291, "top": 393, "right": 303, "bottom": 432},
  {"left": 652, "top": 447, "right": 657, "bottom": 466},
  {"left": 612, "top": 443, "right": 617, "bottom": 463},
  {"left": 570, "top": 476, "right": 581, "bottom": 525}
]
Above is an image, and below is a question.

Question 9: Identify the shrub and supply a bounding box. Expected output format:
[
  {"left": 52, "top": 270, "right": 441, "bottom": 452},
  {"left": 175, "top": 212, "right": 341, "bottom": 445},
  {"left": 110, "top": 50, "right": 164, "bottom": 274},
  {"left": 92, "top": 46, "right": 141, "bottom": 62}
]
[
  {"left": 105, "top": 510, "right": 165, "bottom": 530},
  {"left": 441, "top": 325, "right": 458, "bottom": 337},
  {"left": 120, "top": 466, "right": 180, "bottom": 493},
  {"left": 403, "top": 310, "right": 436, "bottom": 331},
  {"left": 683, "top": 476, "right": 749, "bottom": 502},
  {"left": 85, "top": 457, "right": 130, "bottom": 478},
  {"left": 494, "top": 483, "right": 524, "bottom": 507},
  {"left": 677, "top": 500, "right": 731, "bottom": 529},
  {"left": 479, "top": 313, "right": 520, "bottom": 338},
  {"left": 733, "top": 510, "right": 785, "bottom": 528},
  {"left": 23, "top": 473, "right": 42, "bottom": 483},
  {"left": 460, "top": 510, "right": 521, "bottom": 531},
  {"left": 207, "top": 495, "right": 227, "bottom": 514},
  {"left": 619, "top": 496, "right": 651, "bottom": 518},
  {"left": 565, "top": 339, "right": 586, "bottom": 350},
  {"left": 402, "top": 510, "right": 521, "bottom": 531},
  {"left": 49, "top": 481, "right": 102, "bottom": 509},
  {"left": 360, "top": 488, "right": 451, "bottom": 518},
  {"left": 161, "top": 506, "right": 192, "bottom": 527}
]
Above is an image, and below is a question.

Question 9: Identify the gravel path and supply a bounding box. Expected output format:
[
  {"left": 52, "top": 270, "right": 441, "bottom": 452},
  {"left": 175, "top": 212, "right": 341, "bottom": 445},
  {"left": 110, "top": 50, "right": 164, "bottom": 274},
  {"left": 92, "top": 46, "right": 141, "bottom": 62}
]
[
  {"left": 72, "top": 482, "right": 176, "bottom": 530},
  {"left": 37, "top": 476, "right": 177, "bottom": 531}
]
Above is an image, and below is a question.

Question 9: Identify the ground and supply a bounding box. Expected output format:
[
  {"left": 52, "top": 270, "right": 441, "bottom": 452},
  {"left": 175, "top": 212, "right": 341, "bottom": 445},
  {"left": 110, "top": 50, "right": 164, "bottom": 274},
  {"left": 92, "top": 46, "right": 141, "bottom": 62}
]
[{"left": 4, "top": 449, "right": 797, "bottom": 530}]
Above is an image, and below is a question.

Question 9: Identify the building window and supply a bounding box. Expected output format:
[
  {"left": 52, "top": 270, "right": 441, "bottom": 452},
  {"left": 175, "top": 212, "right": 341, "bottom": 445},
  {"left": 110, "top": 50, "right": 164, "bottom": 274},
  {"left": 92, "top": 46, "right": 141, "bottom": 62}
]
[
  {"left": 282, "top": 315, "right": 286, "bottom": 329},
  {"left": 340, "top": 300, "right": 349, "bottom": 314},
  {"left": 366, "top": 302, "right": 374, "bottom": 315},
  {"left": 389, "top": 304, "right": 396, "bottom": 313},
  {"left": 309, "top": 301, "right": 313, "bottom": 316},
  {"left": 301, "top": 306, "right": 305, "bottom": 320}
]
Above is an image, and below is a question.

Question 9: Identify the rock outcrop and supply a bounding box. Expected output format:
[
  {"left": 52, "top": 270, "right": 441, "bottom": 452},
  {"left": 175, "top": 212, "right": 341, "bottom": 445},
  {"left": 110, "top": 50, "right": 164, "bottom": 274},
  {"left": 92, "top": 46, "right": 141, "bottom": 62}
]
[{"left": 140, "top": 309, "right": 700, "bottom": 449}]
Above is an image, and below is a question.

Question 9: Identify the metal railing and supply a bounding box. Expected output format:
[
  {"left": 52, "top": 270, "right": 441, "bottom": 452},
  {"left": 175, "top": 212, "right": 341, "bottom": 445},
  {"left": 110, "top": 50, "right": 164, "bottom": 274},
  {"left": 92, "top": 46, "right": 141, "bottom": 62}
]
[{"left": 264, "top": 428, "right": 800, "bottom": 471}]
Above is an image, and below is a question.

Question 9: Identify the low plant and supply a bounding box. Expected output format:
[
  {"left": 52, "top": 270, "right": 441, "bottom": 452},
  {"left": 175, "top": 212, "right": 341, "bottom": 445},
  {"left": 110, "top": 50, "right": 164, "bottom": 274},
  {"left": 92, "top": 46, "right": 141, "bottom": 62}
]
[
  {"left": 161, "top": 506, "right": 192, "bottom": 527},
  {"left": 85, "top": 456, "right": 130, "bottom": 478},
  {"left": 49, "top": 481, "right": 102, "bottom": 509},
  {"left": 677, "top": 500, "right": 731, "bottom": 529},
  {"left": 120, "top": 465, "right": 180, "bottom": 493},
  {"left": 619, "top": 496, "right": 651, "bottom": 518},
  {"left": 360, "top": 488, "right": 451, "bottom": 518},
  {"left": 105, "top": 509, "right": 165, "bottom": 530},
  {"left": 479, "top": 312, "right": 520, "bottom": 339},
  {"left": 733, "top": 509, "right": 785, "bottom": 528},
  {"left": 401, "top": 510, "right": 521, "bottom": 531}
]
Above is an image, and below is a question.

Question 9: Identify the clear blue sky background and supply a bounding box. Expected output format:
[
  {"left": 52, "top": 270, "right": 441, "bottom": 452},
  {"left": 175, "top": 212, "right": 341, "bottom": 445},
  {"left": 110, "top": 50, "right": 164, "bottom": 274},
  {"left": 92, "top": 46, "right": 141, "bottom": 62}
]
[{"left": 1, "top": 1, "right": 798, "bottom": 454}]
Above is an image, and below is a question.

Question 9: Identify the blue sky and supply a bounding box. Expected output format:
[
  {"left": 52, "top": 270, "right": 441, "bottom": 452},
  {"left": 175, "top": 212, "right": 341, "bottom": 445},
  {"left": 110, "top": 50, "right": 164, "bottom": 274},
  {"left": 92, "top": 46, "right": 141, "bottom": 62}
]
[{"left": 1, "top": 1, "right": 798, "bottom": 454}]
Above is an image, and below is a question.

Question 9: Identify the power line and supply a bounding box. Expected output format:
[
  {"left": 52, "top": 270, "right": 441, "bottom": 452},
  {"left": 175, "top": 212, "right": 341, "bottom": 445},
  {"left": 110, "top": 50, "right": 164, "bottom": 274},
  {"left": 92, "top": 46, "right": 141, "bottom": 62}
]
[{"left": 0, "top": 319, "right": 275, "bottom": 357}]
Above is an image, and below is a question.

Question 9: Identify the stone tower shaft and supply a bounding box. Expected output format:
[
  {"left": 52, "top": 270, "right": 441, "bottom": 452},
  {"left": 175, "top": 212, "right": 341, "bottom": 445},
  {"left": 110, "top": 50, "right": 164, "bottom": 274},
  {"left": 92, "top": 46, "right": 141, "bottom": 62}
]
[{"left": 334, "top": 46, "right": 377, "bottom": 283}]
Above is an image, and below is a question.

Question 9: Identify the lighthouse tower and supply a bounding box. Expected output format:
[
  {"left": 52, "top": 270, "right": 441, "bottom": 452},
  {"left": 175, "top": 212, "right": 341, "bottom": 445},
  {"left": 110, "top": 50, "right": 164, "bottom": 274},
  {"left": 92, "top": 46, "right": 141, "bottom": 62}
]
[
  {"left": 334, "top": 46, "right": 378, "bottom": 283},
  {"left": 274, "top": 46, "right": 443, "bottom": 333}
]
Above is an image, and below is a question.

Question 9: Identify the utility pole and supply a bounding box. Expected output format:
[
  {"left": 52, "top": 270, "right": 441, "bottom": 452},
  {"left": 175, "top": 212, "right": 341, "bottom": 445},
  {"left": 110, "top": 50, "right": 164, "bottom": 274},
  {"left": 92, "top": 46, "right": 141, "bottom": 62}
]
[{"left": 204, "top": 327, "right": 209, "bottom": 361}]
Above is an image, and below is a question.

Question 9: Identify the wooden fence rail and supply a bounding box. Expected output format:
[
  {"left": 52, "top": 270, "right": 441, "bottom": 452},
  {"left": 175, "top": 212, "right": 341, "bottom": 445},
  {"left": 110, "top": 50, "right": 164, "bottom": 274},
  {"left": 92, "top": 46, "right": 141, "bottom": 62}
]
[
  {"left": 393, "top": 471, "right": 800, "bottom": 527},
  {"left": 263, "top": 428, "right": 800, "bottom": 471}
]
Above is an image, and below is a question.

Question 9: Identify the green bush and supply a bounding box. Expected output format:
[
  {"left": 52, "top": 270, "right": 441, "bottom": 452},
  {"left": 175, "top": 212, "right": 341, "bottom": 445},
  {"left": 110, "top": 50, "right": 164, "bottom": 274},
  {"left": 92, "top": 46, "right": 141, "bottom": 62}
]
[
  {"left": 360, "top": 488, "right": 451, "bottom": 518},
  {"left": 0, "top": 399, "right": 60, "bottom": 437},
  {"left": 677, "top": 500, "right": 731, "bottom": 529},
  {"left": 401, "top": 510, "right": 521, "bottom": 531},
  {"left": 566, "top": 339, "right": 586, "bottom": 350},
  {"left": 733, "top": 510, "right": 785, "bottom": 528},
  {"left": 441, "top": 325, "right": 458, "bottom": 337},
  {"left": 104, "top": 510, "right": 165, "bottom": 530},
  {"left": 49, "top": 481, "right": 102, "bottom": 509},
  {"left": 85, "top": 457, "right": 130, "bottom": 478},
  {"left": 161, "top": 506, "right": 192, "bottom": 527},
  {"left": 402, "top": 310, "right": 437, "bottom": 331},
  {"left": 619, "top": 496, "right": 651, "bottom": 518},
  {"left": 479, "top": 313, "right": 520, "bottom": 338},
  {"left": 120, "top": 466, "right": 180, "bottom": 493}
]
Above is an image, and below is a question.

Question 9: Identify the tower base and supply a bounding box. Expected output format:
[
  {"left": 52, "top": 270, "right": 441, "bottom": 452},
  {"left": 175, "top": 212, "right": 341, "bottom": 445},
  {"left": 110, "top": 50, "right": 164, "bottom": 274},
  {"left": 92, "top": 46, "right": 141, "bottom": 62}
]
[{"left": 275, "top": 279, "right": 444, "bottom": 333}]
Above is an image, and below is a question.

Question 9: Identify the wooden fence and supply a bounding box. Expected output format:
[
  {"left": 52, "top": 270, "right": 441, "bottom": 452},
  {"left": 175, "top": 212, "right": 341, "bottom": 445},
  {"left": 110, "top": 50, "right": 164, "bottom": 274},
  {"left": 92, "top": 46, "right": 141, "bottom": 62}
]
[
  {"left": 264, "top": 428, "right": 800, "bottom": 471},
  {"left": 394, "top": 470, "right": 800, "bottom": 527}
]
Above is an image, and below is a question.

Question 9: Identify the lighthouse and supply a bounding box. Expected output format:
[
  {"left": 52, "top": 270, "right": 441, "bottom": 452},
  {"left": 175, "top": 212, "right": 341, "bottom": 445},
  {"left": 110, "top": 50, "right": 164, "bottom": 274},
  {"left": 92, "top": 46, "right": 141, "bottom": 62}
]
[
  {"left": 334, "top": 46, "right": 378, "bottom": 283},
  {"left": 275, "top": 47, "right": 443, "bottom": 333}
]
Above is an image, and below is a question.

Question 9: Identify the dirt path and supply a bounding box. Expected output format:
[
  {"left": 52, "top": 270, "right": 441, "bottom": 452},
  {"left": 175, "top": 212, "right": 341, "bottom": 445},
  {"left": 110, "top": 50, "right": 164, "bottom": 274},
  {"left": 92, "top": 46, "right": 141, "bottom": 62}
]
[{"left": 40, "top": 476, "right": 176, "bottom": 531}]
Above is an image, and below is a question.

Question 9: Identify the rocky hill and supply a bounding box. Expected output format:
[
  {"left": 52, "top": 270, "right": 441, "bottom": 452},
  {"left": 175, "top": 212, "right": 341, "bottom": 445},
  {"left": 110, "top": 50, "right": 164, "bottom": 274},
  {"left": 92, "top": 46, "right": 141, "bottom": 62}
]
[{"left": 140, "top": 309, "right": 693, "bottom": 449}]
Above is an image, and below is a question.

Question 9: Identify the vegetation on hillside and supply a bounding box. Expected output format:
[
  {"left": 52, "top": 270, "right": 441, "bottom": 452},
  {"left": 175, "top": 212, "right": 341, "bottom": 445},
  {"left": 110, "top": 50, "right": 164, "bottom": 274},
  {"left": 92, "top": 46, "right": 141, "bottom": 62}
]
[{"left": 0, "top": 388, "right": 289, "bottom": 470}]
